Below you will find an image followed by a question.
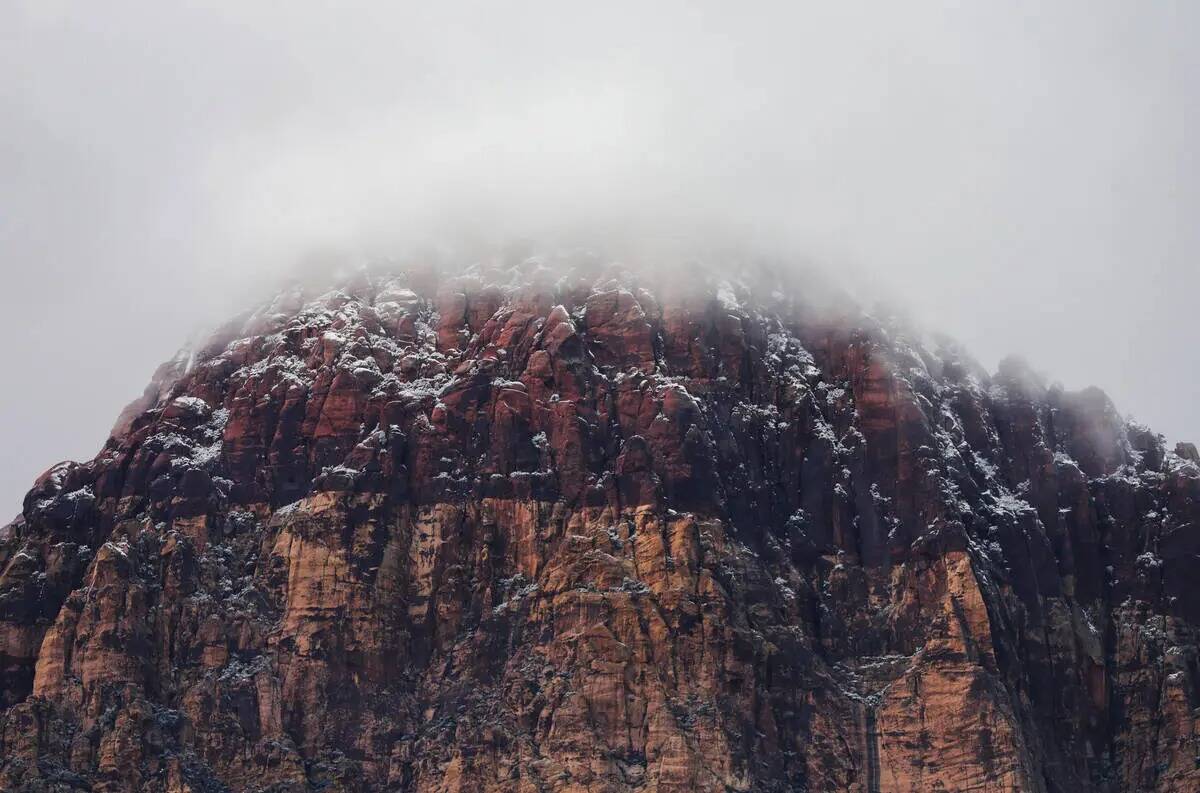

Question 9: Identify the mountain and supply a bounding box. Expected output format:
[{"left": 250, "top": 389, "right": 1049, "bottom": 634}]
[{"left": 1, "top": 253, "right": 1197, "bottom": 792}]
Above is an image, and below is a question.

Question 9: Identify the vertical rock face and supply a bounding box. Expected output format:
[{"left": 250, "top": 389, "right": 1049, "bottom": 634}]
[{"left": 0, "top": 254, "right": 1197, "bottom": 792}]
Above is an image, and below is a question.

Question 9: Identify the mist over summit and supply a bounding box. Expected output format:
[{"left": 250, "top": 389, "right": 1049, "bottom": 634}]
[
  {"left": 3, "top": 3, "right": 1198, "bottom": 515},
  {"left": 2, "top": 4, "right": 1198, "bottom": 790}
]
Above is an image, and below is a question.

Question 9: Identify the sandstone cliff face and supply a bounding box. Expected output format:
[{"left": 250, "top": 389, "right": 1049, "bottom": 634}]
[{"left": 1, "top": 255, "right": 1197, "bottom": 792}]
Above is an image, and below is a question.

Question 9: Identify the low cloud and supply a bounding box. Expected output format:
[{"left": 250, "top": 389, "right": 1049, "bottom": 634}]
[{"left": 2, "top": 1, "right": 1197, "bottom": 510}]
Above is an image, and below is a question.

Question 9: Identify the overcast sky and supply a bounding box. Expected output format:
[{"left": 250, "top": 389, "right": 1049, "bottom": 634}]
[{"left": 2, "top": 1, "right": 1197, "bottom": 514}]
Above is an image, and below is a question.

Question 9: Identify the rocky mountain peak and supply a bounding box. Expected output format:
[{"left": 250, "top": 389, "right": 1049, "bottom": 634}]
[{"left": 1, "top": 253, "right": 1197, "bottom": 792}]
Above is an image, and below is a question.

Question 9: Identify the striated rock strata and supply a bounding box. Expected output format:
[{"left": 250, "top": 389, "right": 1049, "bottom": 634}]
[{"left": 1, "top": 254, "right": 1197, "bottom": 792}]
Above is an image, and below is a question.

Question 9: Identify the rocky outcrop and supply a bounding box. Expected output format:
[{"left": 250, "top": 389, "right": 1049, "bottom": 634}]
[{"left": 0, "top": 254, "right": 1196, "bottom": 792}]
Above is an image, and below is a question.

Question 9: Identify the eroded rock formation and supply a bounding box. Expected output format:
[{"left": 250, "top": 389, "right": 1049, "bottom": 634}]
[{"left": 1, "top": 254, "right": 1196, "bottom": 792}]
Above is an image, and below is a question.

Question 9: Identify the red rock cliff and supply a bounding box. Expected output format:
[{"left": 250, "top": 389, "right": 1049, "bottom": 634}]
[{"left": 1, "top": 255, "right": 1197, "bottom": 792}]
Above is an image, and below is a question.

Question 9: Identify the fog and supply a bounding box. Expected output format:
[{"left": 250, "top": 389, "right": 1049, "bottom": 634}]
[{"left": 2, "top": 1, "right": 1198, "bottom": 513}]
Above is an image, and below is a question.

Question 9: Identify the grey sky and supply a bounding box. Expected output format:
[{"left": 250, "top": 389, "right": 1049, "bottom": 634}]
[{"left": 2, "top": 1, "right": 1197, "bottom": 514}]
